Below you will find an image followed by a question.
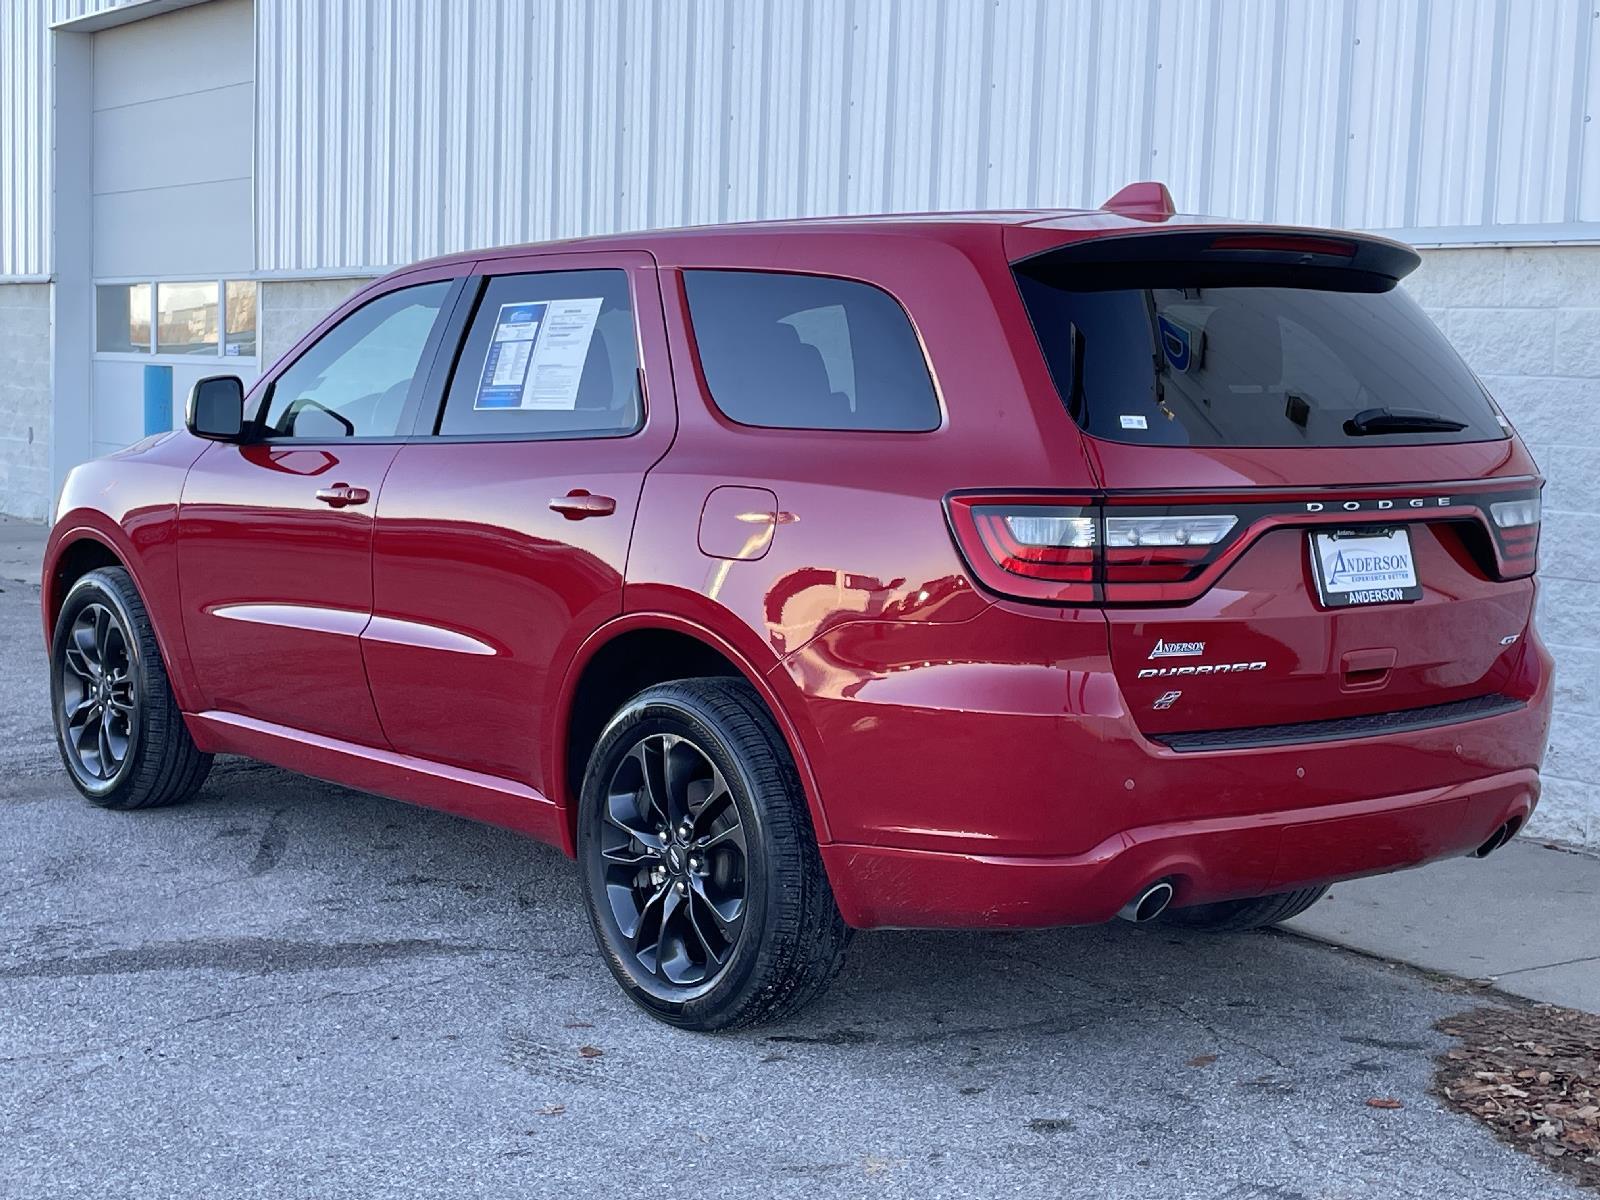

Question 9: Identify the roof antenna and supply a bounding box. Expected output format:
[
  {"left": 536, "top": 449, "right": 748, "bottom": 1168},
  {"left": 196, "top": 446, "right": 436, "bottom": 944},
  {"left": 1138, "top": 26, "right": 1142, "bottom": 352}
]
[{"left": 1100, "top": 181, "right": 1176, "bottom": 221}]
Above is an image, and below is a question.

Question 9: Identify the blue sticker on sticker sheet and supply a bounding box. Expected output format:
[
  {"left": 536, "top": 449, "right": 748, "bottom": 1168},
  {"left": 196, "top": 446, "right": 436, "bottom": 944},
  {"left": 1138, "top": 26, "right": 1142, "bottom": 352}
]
[{"left": 474, "top": 301, "right": 549, "bottom": 409}]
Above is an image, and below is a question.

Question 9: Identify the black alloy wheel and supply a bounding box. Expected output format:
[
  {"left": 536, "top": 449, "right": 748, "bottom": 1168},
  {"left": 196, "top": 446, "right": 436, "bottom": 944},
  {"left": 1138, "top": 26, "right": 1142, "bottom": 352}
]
[
  {"left": 577, "top": 678, "right": 851, "bottom": 1030},
  {"left": 598, "top": 733, "right": 748, "bottom": 988},
  {"left": 57, "top": 601, "right": 137, "bottom": 788},
  {"left": 50, "top": 566, "right": 212, "bottom": 809}
]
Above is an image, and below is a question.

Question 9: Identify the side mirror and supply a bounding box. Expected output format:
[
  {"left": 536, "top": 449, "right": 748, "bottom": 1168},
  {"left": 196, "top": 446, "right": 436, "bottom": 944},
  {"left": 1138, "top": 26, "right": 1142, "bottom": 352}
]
[{"left": 187, "top": 375, "right": 246, "bottom": 442}]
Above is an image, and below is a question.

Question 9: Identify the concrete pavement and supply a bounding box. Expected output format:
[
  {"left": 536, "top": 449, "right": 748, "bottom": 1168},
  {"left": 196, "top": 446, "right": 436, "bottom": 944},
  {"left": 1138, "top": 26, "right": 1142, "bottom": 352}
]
[
  {"left": 0, "top": 514, "right": 44, "bottom": 585},
  {"left": 1288, "top": 839, "right": 1600, "bottom": 1011}
]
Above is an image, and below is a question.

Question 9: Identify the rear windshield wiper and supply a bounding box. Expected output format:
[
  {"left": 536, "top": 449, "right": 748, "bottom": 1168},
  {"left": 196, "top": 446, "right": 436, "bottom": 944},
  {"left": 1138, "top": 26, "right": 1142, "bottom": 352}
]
[{"left": 1343, "top": 406, "right": 1468, "bottom": 436}]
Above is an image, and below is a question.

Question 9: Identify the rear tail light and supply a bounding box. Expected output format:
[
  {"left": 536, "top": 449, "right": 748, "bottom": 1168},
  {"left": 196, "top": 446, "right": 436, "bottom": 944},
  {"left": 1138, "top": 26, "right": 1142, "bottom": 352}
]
[
  {"left": 1490, "top": 497, "right": 1540, "bottom": 528},
  {"left": 948, "top": 485, "right": 1542, "bottom": 604},
  {"left": 951, "top": 500, "right": 1099, "bottom": 602},
  {"left": 948, "top": 499, "right": 1239, "bottom": 603},
  {"left": 1489, "top": 494, "right": 1541, "bottom": 578}
]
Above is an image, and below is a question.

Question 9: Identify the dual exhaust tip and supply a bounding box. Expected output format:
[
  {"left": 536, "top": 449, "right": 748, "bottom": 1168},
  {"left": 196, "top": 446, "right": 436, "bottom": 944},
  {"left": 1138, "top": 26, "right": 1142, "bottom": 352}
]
[
  {"left": 1117, "top": 879, "right": 1175, "bottom": 924},
  {"left": 1118, "top": 817, "right": 1520, "bottom": 923}
]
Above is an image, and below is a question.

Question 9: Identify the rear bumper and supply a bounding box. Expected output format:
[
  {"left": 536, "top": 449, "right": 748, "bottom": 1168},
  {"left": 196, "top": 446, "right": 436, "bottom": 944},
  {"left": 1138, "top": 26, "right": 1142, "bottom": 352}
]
[
  {"left": 821, "top": 767, "right": 1538, "bottom": 929},
  {"left": 783, "top": 607, "right": 1553, "bottom": 930}
]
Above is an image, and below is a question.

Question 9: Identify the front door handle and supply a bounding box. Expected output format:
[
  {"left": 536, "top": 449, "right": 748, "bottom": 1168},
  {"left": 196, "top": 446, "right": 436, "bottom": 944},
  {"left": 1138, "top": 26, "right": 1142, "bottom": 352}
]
[
  {"left": 314, "top": 483, "right": 370, "bottom": 508},
  {"left": 550, "top": 490, "right": 617, "bottom": 520}
]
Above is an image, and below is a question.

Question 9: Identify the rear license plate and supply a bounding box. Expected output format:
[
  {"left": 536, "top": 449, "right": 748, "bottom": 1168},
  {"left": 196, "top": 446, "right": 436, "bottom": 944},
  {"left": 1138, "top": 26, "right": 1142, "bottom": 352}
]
[{"left": 1309, "top": 527, "right": 1422, "bottom": 607}]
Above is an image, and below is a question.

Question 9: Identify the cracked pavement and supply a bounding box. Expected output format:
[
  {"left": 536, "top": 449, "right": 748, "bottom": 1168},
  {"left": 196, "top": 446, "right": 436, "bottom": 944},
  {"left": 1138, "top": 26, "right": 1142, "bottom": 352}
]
[{"left": 0, "top": 580, "right": 1584, "bottom": 1199}]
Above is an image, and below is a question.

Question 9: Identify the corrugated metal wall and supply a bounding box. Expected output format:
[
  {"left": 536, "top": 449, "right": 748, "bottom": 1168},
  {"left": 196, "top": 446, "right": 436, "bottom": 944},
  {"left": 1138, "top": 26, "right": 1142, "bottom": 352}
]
[
  {"left": 254, "top": 0, "right": 1600, "bottom": 275},
  {"left": 1, "top": 0, "right": 51, "bottom": 279},
  {"left": 6, "top": 0, "right": 1600, "bottom": 280}
]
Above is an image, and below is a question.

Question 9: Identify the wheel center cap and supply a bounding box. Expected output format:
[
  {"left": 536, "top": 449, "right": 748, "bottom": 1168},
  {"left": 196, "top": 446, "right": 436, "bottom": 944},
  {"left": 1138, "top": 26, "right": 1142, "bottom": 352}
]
[{"left": 667, "top": 846, "right": 684, "bottom": 873}]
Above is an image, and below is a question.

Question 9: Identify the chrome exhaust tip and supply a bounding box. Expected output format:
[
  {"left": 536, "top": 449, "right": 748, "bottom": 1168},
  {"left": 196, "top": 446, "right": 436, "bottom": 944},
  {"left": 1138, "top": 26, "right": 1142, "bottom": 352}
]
[
  {"left": 1117, "top": 880, "right": 1175, "bottom": 923},
  {"left": 1472, "top": 818, "right": 1521, "bottom": 859}
]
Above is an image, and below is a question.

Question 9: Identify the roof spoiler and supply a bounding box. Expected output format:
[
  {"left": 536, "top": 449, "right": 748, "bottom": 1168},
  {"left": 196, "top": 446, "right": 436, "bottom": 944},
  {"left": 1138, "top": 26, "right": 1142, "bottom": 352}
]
[{"left": 1012, "top": 226, "right": 1422, "bottom": 292}]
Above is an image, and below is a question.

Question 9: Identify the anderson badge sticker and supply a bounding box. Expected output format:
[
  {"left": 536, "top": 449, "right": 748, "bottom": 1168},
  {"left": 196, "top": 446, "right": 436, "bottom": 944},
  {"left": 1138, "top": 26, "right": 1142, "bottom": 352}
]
[{"left": 473, "top": 297, "right": 604, "bottom": 411}]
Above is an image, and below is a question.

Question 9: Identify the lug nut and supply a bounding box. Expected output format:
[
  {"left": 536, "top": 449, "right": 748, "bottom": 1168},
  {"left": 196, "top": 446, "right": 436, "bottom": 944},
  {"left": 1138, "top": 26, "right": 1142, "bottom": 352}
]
[{"left": 674, "top": 880, "right": 688, "bottom": 895}]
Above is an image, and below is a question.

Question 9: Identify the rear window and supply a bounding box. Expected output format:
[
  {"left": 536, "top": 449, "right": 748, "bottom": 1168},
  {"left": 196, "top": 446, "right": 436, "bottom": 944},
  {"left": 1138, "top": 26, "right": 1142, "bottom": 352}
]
[
  {"left": 683, "top": 270, "right": 940, "bottom": 431},
  {"left": 1014, "top": 270, "right": 1506, "bottom": 448}
]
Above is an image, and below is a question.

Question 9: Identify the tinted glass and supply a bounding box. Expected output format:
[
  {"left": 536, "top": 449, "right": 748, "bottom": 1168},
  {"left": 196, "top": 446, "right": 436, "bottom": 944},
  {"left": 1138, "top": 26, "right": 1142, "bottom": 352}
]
[
  {"left": 438, "top": 269, "right": 639, "bottom": 438},
  {"left": 683, "top": 270, "right": 939, "bottom": 431},
  {"left": 225, "top": 280, "right": 257, "bottom": 358},
  {"left": 260, "top": 282, "right": 449, "bottom": 439},
  {"left": 1015, "top": 273, "right": 1505, "bottom": 447},
  {"left": 96, "top": 283, "right": 151, "bottom": 353},
  {"left": 155, "top": 281, "right": 219, "bottom": 355}
]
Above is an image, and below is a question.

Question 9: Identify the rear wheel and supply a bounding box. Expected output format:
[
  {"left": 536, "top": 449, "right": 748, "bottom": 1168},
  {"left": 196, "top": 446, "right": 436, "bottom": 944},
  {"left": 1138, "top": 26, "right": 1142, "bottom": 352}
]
[
  {"left": 577, "top": 677, "right": 851, "bottom": 1030},
  {"left": 1161, "top": 885, "right": 1330, "bottom": 932},
  {"left": 50, "top": 566, "right": 213, "bottom": 809}
]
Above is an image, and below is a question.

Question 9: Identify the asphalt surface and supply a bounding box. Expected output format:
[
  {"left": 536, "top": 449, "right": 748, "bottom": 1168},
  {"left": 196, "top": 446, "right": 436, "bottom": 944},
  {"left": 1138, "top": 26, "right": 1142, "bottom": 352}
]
[{"left": 0, "top": 579, "right": 1582, "bottom": 1199}]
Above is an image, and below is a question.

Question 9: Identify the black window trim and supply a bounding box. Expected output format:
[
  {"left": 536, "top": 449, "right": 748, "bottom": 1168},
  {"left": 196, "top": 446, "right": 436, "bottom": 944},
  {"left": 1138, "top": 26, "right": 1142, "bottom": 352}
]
[
  {"left": 680, "top": 266, "right": 947, "bottom": 435},
  {"left": 247, "top": 276, "right": 468, "bottom": 447},
  {"left": 412, "top": 268, "right": 651, "bottom": 445}
]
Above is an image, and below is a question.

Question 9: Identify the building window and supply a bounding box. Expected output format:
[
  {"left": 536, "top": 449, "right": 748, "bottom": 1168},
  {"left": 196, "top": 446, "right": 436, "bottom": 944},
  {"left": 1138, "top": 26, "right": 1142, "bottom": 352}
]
[
  {"left": 93, "top": 278, "right": 258, "bottom": 359},
  {"left": 95, "top": 283, "right": 152, "bottom": 354},
  {"left": 155, "top": 281, "right": 219, "bottom": 355},
  {"left": 225, "top": 280, "right": 258, "bottom": 358}
]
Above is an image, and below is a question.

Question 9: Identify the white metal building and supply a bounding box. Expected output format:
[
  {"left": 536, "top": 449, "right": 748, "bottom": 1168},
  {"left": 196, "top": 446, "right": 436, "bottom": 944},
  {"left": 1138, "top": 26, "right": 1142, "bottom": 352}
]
[{"left": 1, "top": 0, "right": 1597, "bottom": 846}]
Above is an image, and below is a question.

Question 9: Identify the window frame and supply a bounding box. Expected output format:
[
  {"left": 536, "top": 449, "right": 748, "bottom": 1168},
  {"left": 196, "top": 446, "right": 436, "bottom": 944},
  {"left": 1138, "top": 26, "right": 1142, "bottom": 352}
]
[
  {"left": 679, "top": 266, "right": 945, "bottom": 435},
  {"left": 247, "top": 275, "right": 468, "bottom": 446},
  {"left": 411, "top": 259, "right": 654, "bottom": 445},
  {"left": 92, "top": 275, "right": 261, "bottom": 363}
]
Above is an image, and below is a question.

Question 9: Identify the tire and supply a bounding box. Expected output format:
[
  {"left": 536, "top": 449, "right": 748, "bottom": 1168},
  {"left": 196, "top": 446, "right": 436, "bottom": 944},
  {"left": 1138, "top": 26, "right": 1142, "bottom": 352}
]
[
  {"left": 50, "top": 566, "right": 213, "bottom": 810},
  {"left": 576, "top": 677, "right": 851, "bottom": 1031},
  {"left": 1160, "top": 885, "right": 1330, "bottom": 932}
]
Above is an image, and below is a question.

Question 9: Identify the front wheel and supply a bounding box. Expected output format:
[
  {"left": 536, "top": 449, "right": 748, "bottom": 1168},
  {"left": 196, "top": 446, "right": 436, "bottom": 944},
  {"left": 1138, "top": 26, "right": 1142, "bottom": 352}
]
[
  {"left": 577, "top": 677, "right": 851, "bottom": 1030},
  {"left": 50, "top": 566, "right": 213, "bottom": 809},
  {"left": 1160, "top": 885, "right": 1331, "bottom": 932}
]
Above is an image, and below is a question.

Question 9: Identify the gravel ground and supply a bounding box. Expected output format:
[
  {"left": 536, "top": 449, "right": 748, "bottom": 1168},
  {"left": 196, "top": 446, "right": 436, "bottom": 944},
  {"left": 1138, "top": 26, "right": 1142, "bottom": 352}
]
[{"left": 0, "top": 580, "right": 1581, "bottom": 1199}]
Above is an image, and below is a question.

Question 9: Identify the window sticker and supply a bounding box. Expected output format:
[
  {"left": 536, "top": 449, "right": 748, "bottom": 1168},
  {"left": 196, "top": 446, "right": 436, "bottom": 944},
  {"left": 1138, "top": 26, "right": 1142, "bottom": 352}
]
[
  {"left": 473, "top": 297, "right": 604, "bottom": 411},
  {"left": 1120, "top": 414, "right": 1149, "bottom": 430},
  {"left": 474, "top": 302, "right": 546, "bottom": 409}
]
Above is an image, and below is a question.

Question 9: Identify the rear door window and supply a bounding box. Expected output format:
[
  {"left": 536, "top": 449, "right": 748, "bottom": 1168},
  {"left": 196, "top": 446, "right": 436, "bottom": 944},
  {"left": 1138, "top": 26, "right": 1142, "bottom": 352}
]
[
  {"left": 683, "top": 270, "right": 940, "bottom": 431},
  {"left": 437, "top": 269, "right": 640, "bottom": 439},
  {"left": 1014, "top": 272, "right": 1506, "bottom": 447}
]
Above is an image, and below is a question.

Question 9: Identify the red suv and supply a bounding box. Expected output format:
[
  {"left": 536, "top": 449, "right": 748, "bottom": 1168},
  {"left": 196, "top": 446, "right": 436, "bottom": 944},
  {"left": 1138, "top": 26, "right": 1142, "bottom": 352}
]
[{"left": 43, "top": 184, "right": 1551, "bottom": 1029}]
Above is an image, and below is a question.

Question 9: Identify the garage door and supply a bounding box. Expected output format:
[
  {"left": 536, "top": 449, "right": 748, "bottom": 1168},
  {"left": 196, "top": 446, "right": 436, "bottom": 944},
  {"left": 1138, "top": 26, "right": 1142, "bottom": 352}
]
[{"left": 89, "top": 0, "right": 256, "bottom": 456}]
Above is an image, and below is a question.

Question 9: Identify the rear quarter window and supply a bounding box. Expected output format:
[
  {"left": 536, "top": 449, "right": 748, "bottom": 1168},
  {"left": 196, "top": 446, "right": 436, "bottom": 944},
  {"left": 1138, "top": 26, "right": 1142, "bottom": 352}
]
[
  {"left": 1014, "top": 271, "right": 1507, "bottom": 448},
  {"left": 683, "top": 270, "right": 940, "bottom": 432}
]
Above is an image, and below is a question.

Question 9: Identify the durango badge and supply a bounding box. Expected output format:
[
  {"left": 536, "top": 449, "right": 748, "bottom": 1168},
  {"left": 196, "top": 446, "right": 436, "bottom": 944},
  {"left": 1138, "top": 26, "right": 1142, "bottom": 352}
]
[{"left": 1138, "top": 661, "right": 1267, "bottom": 679}]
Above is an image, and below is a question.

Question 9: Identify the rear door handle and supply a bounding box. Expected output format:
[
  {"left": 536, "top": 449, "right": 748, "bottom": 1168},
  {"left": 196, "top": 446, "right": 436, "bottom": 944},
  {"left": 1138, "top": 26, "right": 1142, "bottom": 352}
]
[
  {"left": 314, "top": 483, "right": 370, "bottom": 508},
  {"left": 549, "top": 490, "right": 617, "bottom": 520}
]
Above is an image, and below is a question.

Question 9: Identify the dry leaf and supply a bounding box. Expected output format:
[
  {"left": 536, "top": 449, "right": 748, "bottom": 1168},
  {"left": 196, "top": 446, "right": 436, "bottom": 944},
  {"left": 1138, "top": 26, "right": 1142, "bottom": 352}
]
[
  {"left": 1187, "top": 1054, "right": 1219, "bottom": 1068},
  {"left": 1366, "top": 1097, "right": 1405, "bottom": 1110},
  {"left": 578, "top": 1045, "right": 604, "bottom": 1059}
]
